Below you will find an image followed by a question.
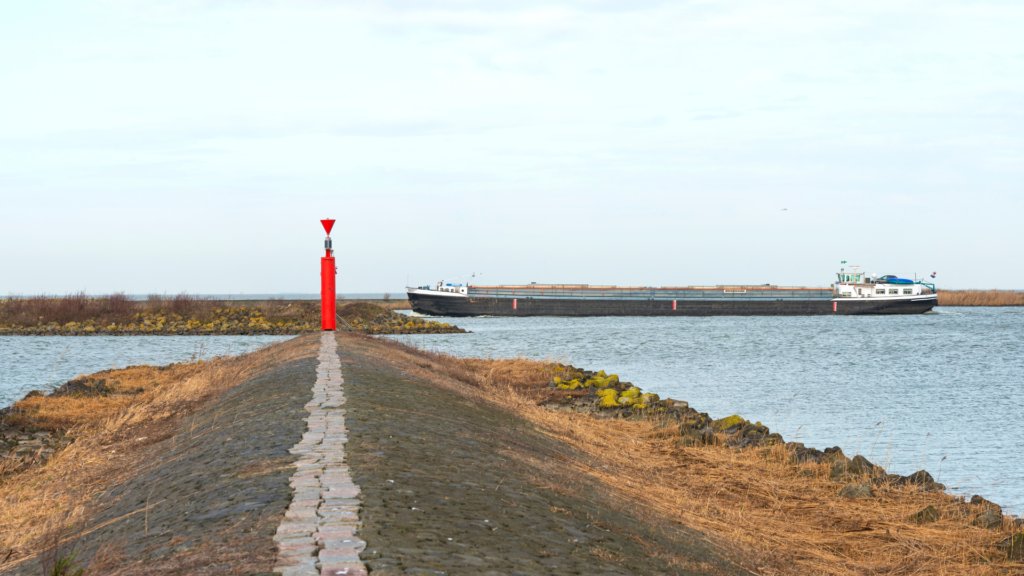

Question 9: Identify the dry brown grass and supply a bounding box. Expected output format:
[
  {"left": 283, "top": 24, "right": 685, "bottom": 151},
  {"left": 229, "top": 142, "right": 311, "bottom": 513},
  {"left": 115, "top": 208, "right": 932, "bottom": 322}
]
[
  {"left": 1, "top": 292, "right": 136, "bottom": 326},
  {"left": 352, "top": 334, "right": 1023, "bottom": 575},
  {"left": 4, "top": 363, "right": 209, "bottom": 432},
  {"left": 0, "top": 335, "right": 319, "bottom": 573},
  {"left": 939, "top": 290, "right": 1024, "bottom": 307},
  {"left": 0, "top": 293, "right": 327, "bottom": 329}
]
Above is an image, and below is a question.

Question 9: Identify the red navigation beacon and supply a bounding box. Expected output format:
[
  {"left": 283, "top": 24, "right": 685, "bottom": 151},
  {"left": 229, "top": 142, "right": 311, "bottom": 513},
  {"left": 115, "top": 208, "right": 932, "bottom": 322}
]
[{"left": 320, "top": 219, "right": 336, "bottom": 331}]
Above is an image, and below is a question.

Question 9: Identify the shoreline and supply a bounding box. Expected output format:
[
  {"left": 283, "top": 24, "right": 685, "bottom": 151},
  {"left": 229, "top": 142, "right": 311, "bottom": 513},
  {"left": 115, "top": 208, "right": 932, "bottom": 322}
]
[{"left": 2, "top": 335, "right": 1023, "bottom": 574}]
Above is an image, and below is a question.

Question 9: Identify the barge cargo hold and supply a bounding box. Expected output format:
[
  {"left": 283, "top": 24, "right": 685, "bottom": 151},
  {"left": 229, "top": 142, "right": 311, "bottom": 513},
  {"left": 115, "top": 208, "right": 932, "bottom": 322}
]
[{"left": 407, "top": 267, "right": 938, "bottom": 317}]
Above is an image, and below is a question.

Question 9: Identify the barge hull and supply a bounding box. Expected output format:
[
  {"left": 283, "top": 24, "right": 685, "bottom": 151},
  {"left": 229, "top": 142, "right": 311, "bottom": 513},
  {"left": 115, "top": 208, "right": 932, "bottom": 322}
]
[{"left": 408, "top": 293, "right": 937, "bottom": 317}]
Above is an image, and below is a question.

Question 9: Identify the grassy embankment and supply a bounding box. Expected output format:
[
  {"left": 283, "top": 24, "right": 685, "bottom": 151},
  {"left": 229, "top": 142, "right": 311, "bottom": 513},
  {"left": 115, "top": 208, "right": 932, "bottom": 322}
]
[
  {"left": 4, "top": 334, "right": 1023, "bottom": 574},
  {"left": 0, "top": 336, "right": 320, "bottom": 573},
  {"left": 354, "top": 337, "right": 1024, "bottom": 574},
  {"left": 938, "top": 290, "right": 1024, "bottom": 306},
  {"left": 0, "top": 293, "right": 451, "bottom": 335}
]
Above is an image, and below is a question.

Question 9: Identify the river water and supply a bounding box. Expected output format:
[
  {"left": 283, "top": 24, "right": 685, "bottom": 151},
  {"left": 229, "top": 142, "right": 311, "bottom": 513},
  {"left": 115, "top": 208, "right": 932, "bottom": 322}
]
[
  {"left": 2, "top": 309, "right": 1021, "bottom": 508},
  {"left": 0, "top": 335, "right": 294, "bottom": 407},
  {"left": 391, "top": 307, "right": 1024, "bottom": 510}
]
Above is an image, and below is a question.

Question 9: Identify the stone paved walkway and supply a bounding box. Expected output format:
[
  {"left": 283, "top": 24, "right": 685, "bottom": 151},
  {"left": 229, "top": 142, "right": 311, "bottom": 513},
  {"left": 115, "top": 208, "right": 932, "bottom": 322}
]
[{"left": 273, "top": 332, "right": 368, "bottom": 576}]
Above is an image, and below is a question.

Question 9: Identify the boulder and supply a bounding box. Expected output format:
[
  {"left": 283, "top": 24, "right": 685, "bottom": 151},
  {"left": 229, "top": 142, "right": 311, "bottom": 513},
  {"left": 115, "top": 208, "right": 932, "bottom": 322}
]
[
  {"left": 895, "top": 470, "right": 934, "bottom": 486},
  {"left": 974, "top": 509, "right": 1003, "bottom": 530},
  {"left": 739, "top": 423, "right": 769, "bottom": 438},
  {"left": 910, "top": 505, "right": 939, "bottom": 524},
  {"left": 970, "top": 495, "right": 1001, "bottom": 512},
  {"left": 711, "top": 415, "right": 746, "bottom": 432},
  {"left": 832, "top": 454, "right": 880, "bottom": 481},
  {"left": 822, "top": 447, "right": 846, "bottom": 463},
  {"left": 849, "top": 455, "right": 877, "bottom": 476},
  {"left": 699, "top": 427, "right": 718, "bottom": 446},
  {"left": 680, "top": 413, "right": 711, "bottom": 431},
  {"left": 830, "top": 459, "right": 853, "bottom": 481},
  {"left": 790, "top": 444, "right": 846, "bottom": 465},
  {"left": 838, "top": 483, "right": 874, "bottom": 499},
  {"left": 663, "top": 399, "right": 689, "bottom": 411},
  {"left": 997, "top": 533, "right": 1024, "bottom": 561}
]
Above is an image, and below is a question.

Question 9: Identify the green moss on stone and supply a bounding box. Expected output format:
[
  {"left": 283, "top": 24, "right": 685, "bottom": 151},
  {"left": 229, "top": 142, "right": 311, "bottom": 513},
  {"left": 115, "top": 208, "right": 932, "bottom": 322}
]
[{"left": 712, "top": 415, "right": 746, "bottom": 431}]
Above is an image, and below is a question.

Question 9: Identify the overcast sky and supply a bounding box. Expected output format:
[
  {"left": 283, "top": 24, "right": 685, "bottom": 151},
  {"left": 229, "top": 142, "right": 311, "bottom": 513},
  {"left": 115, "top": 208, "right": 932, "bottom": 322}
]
[{"left": 1, "top": 0, "right": 1021, "bottom": 294}]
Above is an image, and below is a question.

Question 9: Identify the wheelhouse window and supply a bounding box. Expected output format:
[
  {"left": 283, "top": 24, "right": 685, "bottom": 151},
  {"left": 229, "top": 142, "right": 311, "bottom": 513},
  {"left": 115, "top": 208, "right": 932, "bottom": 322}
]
[
  {"left": 903, "top": 288, "right": 913, "bottom": 295},
  {"left": 875, "top": 289, "right": 884, "bottom": 294},
  {"left": 889, "top": 289, "right": 898, "bottom": 294}
]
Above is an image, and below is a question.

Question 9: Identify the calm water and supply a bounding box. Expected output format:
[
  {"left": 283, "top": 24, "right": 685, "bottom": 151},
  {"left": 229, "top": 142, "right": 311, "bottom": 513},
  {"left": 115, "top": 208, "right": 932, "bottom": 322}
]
[
  {"left": 392, "top": 307, "right": 1024, "bottom": 510},
  {"left": 2, "top": 310, "right": 1021, "bottom": 508},
  {"left": 0, "top": 335, "right": 294, "bottom": 406}
]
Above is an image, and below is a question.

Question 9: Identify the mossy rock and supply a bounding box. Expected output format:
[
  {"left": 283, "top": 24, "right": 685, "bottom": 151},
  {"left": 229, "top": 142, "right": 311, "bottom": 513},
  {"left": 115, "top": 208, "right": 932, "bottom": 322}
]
[
  {"left": 738, "top": 423, "right": 768, "bottom": 438},
  {"left": 680, "top": 413, "right": 711, "bottom": 431},
  {"left": 997, "top": 533, "right": 1024, "bottom": 560},
  {"left": 711, "top": 414, "right": 746, "bottom": 431}
]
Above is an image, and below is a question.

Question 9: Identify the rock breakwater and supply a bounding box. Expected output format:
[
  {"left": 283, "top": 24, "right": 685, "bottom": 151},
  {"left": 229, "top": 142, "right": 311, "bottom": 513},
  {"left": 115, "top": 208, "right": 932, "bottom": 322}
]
[{"left": 540, "top": 363, "right": 1017, "bottom": 527}]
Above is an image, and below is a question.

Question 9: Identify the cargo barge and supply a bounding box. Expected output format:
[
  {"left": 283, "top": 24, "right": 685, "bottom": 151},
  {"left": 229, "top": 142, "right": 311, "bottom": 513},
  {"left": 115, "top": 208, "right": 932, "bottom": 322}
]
[{"left": 406, "top": 266, "right": 938, "bottom": 317}]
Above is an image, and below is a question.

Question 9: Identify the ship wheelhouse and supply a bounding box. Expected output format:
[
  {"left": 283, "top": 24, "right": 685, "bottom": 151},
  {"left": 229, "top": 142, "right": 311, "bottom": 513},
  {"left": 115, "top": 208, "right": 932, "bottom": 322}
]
[{"left": 834, "top": 265, "right": 934, "bottom": 300}]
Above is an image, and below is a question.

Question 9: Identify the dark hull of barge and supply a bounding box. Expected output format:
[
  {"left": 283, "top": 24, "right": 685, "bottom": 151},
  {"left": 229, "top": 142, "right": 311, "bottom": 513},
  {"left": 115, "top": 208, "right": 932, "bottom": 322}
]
[{"left": 408, "top": 293, "right": 938, "bottom": 317}]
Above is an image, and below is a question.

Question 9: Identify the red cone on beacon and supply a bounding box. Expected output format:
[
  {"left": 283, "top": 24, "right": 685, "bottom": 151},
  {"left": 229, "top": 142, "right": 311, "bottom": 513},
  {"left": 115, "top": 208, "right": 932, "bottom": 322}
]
[{"left": 320, "top": 218, "right": 337, "bottom": 331}]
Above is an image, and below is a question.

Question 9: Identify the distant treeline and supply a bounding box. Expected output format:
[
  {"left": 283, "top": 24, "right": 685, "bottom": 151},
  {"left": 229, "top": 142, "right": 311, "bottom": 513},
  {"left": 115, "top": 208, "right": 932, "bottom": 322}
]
[{"left": 937, "top": 290, "right": 1024, "bottom": 306}]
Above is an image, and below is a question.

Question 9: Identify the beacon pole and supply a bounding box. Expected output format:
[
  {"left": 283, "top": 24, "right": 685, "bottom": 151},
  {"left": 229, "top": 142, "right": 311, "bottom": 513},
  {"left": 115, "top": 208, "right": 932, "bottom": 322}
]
[{"left": 320, "top": 219, "right": 337, "bottom": 331}]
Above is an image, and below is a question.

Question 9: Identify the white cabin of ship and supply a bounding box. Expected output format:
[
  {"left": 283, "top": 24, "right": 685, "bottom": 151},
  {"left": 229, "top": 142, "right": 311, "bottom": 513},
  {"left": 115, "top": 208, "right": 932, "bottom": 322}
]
[
  {"left": 834, "top": 266, "right": 926, "bottom": 299},
  {"left": 436, "top": 282, "right": 468, "bottom": 295}
]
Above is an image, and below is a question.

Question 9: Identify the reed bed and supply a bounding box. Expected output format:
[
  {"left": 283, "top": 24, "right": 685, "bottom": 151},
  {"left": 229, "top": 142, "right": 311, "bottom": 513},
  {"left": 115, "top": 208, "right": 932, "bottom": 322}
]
[
  {"left": 1, "top": 293, "right": 415, "bottom": 333},
  {"left": 939, "top": 290, "right": 1024, "bottom": 307},
  {"left": 0, "top": 293, "right": 315, "bottom": 327},
  {"left": 0, "top": 335, "right": 318, "bottom": 572},
  {"left": 356, "top": 335, "right": 1023, "bottom": 575},
  {"left": 1, "top": 292, "right": 136, "bottom": 327}
]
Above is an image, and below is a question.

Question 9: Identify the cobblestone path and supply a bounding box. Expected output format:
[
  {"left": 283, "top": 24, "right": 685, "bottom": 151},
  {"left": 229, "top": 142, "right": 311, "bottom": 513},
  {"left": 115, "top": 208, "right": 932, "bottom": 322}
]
[{"left": 273, "top": 332, "right": 368, "bottom": 576}]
